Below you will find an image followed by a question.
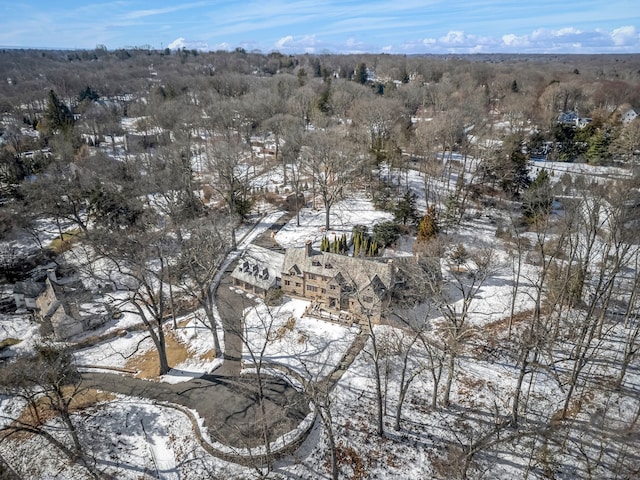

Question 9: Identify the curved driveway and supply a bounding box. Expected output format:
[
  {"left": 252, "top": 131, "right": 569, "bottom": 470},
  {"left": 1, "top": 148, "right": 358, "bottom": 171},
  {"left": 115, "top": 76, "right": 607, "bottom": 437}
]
[
  {"left": 81, "top": 368, "right": 308, "bottom": 449},
  {"left": 81, "top": 212, "right": 312, "bottom": 451}
]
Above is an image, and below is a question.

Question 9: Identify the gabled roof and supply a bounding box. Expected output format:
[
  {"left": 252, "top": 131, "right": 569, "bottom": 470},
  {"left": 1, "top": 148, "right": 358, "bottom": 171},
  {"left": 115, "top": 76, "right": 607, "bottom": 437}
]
[
  {"left": 13, "top": 281, "right": 44, "bottom": 298},
  {"left": 282, "top": 246, "right": 394, "bottom": 295},
  {"left": 231, "top": 245, "right": 284, "bottom": 291}
]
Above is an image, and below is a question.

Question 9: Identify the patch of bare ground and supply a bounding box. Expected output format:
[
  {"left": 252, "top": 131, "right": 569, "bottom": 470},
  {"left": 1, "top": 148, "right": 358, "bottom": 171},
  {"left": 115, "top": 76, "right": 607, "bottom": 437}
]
[
  {"left": 457, "top": 374, "right": 489, "bottom": 405},
  {"left": 198, "top": 348, "right": 216, "bottom": 362},
  {"left": 12, "top": 388, "right": 115, "bottom": 438},
  {"left": 467, "top": 309, "right": 539, "bottom": 359},
  {"left": 126, "top": 330, "right": 190, "bottom": 379},
  {"left": 482, "top": 308, "right": 536, "bottom": 335},
  {"left": 125, "top": 325, "right": 216, "bottom": 379}
]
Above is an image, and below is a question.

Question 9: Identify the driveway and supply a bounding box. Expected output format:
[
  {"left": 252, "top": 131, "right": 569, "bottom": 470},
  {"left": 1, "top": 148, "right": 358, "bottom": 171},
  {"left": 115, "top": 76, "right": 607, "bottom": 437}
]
[
  {"left": 81, "top": 210, "right": 312, "bottom": 451},
  {"left": 81, "top": 370, "right": 309, "bottom": 449}
]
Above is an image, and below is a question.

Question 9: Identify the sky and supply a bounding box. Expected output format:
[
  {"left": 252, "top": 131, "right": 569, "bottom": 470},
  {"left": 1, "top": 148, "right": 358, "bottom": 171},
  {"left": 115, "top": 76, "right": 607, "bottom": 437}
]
[{"left": 0, "top": 1, "right": 639, "bottom": 54}]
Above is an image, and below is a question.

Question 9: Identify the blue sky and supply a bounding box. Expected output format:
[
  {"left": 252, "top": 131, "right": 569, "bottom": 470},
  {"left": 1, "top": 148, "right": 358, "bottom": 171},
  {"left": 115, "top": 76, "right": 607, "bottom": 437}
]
[{"left": 1, "top": 1, "right": 639, "bottom": 54}]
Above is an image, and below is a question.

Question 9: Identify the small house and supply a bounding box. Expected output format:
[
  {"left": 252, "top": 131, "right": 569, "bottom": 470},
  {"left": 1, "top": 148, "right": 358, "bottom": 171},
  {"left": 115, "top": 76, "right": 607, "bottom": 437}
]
[{"left": 231, "top": 245, "right": 285, "bottom": 297}]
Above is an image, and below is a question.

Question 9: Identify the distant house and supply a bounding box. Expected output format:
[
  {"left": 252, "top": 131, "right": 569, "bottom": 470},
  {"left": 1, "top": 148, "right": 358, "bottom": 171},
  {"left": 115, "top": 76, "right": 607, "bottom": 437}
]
[
  {"left": 621, "top": 108, "right": 638, "bottom": 125},
  {"left": 34, "top": 269, "right": 109, "bottom": 340},
  {"left": 230, "top": 245, "right": 285, "bottom": 297},
  {"left": 280, "top": 241, "right": 396, "bottom": 323},
  {"left": 577, "top": 117, "right": 592, "bottom": 129},
  {"left": 558, "top": 111, "right": 579, "bottom": 126}
]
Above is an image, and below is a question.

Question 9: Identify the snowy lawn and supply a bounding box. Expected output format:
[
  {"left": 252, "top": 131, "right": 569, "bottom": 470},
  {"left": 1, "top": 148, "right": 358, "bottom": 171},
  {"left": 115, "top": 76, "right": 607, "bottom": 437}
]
[
  {"left": 242, "top": 296, "right": 359, "bottom": 380},
  {"left": 275, "top": 196, "right": 393, "bottom": 248},
  {"left": 0, "top": 312, "right": 40, "bottom": 359},
  {"left": 74, "top": 309, "right": 221, "bottom": 382}
]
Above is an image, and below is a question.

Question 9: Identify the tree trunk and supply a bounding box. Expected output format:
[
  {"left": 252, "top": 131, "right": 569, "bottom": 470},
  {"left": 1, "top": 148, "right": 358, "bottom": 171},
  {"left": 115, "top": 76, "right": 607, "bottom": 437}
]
[
  {"left": 443, "top": 352, "right": 456, "bottom": 407},
  {"left": 373, "top": 356, "right": 384, "bottom": 436},
  {"left": 203, "top": 302, "right": 222, "bottom": 357},
  {"left": 324, "top": 198, "right": 331, "bottom": 232},
  {"left": 511, "top": 348, "right": 535, "bottom": 426}
]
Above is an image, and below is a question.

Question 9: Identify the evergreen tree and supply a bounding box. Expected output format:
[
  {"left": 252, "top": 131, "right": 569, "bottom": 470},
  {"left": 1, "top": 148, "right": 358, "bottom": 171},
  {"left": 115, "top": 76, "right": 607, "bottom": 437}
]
[
  {"left": 523, "top": 168, "right": 553, "bottom": 222},
  {"left": 393, "top": 190, "right": 419, "bottom": 225},
  {"left": 44, "top": 89, "right": 73, "bottom": 135},
  {"left": 586, "top": 130, "right": 610, "bottom": 165},
  {"left": 417, "top": 207, "right": 439, "bottom": 243},
  {"left": 354, "top": 62, "right": 368, "bottom": 84}
]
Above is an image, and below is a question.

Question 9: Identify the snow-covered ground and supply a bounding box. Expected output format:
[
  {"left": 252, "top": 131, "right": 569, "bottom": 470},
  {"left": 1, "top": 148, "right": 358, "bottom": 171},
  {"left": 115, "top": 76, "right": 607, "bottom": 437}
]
[
  {"left": 276, "top": 196, "right": 393, "bottom": 248},
  {"left": 2, "top": 159, "right": 640, "bottom": 479},
  {"left": 241, "top": 295, "right": 359, "bottom": 379}
]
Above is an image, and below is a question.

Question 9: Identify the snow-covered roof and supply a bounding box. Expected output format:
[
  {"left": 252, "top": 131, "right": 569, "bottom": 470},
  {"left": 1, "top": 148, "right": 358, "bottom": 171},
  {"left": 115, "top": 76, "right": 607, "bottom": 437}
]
[
  {"left": 230, "top": 245, "right": 284, "bottom": 291},
  {"left": 283, "top": 244, "right": 394, "bottom": 296}
]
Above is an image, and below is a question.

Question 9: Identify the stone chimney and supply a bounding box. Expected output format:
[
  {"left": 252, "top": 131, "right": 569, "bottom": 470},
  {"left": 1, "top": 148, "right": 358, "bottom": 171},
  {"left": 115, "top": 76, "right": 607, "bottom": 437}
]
[
  {"left": 304, "top": 240, "right": 312, "bottom": 257},
  {"left": 46, "top": 268, "right": 57, "bottom": 283}
]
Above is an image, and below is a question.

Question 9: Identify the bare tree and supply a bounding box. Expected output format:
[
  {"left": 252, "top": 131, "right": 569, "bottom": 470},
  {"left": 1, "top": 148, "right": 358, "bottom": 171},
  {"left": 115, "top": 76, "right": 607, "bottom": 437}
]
[
  {"left": 428, "top": 244, "right": 497, "bottom": 407},
  {"left": 81, "top": 226, "right": 176, "bottom": 376},
  {"left": 302, "top": 131, "right": 358, "bottom": 231},
  {"left": 0, "top": 343, "right": 101, "bottom": 478},
  {"left": 176, "top": 215, "right": 234, "bottom": 356},
  {"left": 204, "top": 138, "right": 251, "bottom": 217}
]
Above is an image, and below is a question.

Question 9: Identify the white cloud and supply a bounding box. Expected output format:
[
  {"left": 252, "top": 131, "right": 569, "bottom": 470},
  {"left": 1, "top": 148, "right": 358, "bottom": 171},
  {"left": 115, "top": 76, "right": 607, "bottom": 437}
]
[
  {"left": 396, "top": 25, "right": 640, "bottom": 54},
  {"left": 439, "top": 31, "right": 467, "bottom": 45},
  {"left": 611, "top": 25, "right": 638, "bottom": 46},
  {"left": 167, "top": 37, "right": 209, "bottom": 51},
  {"left": 123, "top": 2, "right": 207, "bottom": 21},
  {"left": 502, "top": 33, "right": 529, "bottom": 48},
  {"left": 275, "top": 35, "right": 294, "bottom": 49}
]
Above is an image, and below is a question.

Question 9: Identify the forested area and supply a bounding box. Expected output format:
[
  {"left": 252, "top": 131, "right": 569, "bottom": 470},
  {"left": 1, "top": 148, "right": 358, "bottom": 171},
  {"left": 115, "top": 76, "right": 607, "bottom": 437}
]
[{"left": 0, "top": 47, "right": 639, "bottom": 479}]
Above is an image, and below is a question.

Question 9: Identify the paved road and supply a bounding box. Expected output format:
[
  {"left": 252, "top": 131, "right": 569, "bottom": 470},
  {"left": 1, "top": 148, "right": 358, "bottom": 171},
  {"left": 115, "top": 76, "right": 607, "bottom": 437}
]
[
  {"left": 81, "top": 370, "right": 309, "bottom": 449},
  {"left": 213, "top": 274, "right": 255, "bottom": 377}
]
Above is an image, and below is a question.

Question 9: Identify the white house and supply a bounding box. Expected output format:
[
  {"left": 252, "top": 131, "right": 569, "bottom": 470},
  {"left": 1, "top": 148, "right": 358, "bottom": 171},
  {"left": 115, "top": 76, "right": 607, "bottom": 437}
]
[{"left": 621, "top": 108, "right": 638, "bottom": 125}]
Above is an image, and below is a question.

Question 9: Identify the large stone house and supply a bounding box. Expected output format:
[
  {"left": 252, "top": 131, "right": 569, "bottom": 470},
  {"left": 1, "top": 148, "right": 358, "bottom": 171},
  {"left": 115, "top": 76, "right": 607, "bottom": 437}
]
[{"left": 281, "top": 241, "right": 395, "bottom": 322}]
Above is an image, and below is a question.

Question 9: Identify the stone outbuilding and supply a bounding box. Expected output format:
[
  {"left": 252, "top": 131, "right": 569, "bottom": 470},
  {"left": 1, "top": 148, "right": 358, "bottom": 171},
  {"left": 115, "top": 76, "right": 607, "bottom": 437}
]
[
  {"left": 34, "top": 269, "right": 110, "bottom": 340},
  {"left": 230, "top": 245, "right": 285, "bottom": 297}
]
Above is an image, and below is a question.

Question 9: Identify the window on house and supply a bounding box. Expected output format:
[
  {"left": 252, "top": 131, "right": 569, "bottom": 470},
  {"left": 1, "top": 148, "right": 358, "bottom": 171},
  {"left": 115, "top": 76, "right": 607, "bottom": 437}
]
[
  {"left": 325, "top": 263, "right": 332, "bottom": 269},
  {"left": 284, "top": 280, "right": 290, "bottom": 286},
  {"left": 312, "top": 261, "right": 321, "bottom": 266},
  {"left": 308, "top": 273, "right": 316, "bottom": 280},
  {"left": 321, "top": 288, "right": 326, "bottom": 294},
  {"left": 295, "top": 282, "right": 301, "bottom": 287},
  {"left": 307, "top": 285, "right": 318, "bottom": 292},
  {"left": 330, "top": 285, "right": 336, "bottom": 290}
]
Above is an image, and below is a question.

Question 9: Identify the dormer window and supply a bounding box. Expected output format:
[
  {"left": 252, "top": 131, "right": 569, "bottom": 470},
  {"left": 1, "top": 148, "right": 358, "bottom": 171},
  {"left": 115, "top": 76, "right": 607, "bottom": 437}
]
[
  {"left": 312, "top": 260, "right": 321, "bottom": 267},
  {"left": 325, "top": 263, "right": 332, "bottom": 269}
]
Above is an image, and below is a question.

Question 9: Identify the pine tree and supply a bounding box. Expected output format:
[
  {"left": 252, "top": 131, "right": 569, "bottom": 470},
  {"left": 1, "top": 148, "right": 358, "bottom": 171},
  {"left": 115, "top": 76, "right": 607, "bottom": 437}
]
[
  {"left": 321, "top": 236, "right": 329, "bottom": 252},
  {"left": 417, "top": 207, "right": 439, "bottom": 243},
  {"left": 44, "top": 89, "right": 73, "bottom": 135},
  {"left": 354, "top": 62, "right": 368, "bottom": 84},
  {"left": 394, "top": 190, "right": 419, "bottom": 225}
]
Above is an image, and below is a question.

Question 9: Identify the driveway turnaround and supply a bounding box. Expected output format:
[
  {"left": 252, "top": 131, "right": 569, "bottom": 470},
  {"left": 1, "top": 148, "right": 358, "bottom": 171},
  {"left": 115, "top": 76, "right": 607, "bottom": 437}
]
[{"left": 81, "top": 370, "right": 309, "bottom": 449}]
